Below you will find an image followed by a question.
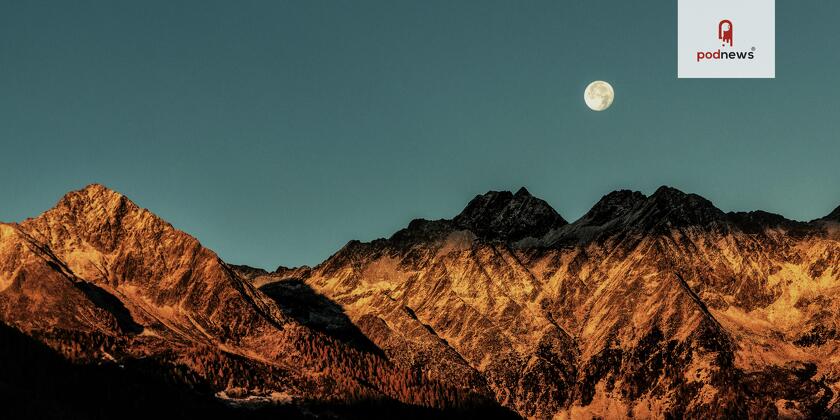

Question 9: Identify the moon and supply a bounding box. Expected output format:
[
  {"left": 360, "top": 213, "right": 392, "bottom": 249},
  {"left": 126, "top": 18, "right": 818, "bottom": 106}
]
[{"left": 584, "top": 81, "right": 614, "bottom": 111}]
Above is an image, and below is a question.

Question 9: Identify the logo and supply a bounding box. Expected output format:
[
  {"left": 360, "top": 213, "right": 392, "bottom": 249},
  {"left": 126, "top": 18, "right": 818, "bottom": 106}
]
[
  {"left": 696, "top": 18, "right": 753, "bottom": 62},
  {"left": 718, "top": 20, "right": 733, "bottom": 46},
  {"left": 678, "top": 0, "right": 774, "bottom": 79}
]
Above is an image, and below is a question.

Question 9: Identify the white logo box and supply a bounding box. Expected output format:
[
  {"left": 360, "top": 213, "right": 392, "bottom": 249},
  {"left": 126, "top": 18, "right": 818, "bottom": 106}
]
[{"left": 678, "top": 0, "right": 775, "bottom": 78}]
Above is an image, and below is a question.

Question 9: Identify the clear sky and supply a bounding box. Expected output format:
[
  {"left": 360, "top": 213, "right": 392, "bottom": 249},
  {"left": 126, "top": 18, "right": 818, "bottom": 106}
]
[{"left": 2, "top": 1, "right": 839, "bottom": 269}]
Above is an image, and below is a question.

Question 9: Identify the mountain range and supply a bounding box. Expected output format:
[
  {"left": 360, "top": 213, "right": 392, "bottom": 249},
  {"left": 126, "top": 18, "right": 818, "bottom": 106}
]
[{"left": 2, "top": 184, "right": 839, "bottom": 419}]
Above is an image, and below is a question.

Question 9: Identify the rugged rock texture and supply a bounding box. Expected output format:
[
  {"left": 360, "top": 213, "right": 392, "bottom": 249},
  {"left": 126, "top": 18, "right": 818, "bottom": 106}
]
[
  {"left": 453, "top": 188, "right": 568, "bottom": 241},
  {"left": 0, "top": 185, "right": 508, "bottom": 419},
  {"left": 256, "top": 186, "right": 840, "bottom": 419},
  {"left": 3, "top": 184, "right": 840, "bottom": 419}
]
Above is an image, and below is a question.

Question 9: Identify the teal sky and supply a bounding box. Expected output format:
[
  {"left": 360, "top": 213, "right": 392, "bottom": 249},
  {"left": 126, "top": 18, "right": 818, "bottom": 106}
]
[{"left": 2, "top": 1, "right": 839, "bottom": 269}]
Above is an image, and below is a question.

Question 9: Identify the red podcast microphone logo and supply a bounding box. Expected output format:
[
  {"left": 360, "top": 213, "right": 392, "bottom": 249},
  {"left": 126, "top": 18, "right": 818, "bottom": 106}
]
[{"left": 719, "top": 20, "right": 733, "bottom": 47}]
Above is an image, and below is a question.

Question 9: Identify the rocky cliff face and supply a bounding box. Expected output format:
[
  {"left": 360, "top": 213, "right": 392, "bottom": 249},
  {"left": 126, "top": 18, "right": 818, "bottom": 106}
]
[
  {"left": 0, "top": 185, "right": 508, "bottom": 419},
  {"left": 260, "top": 186, "right": 840, "bottom": 418},
  {"left": 2, "top": 184, "right": 839, "bottom": 419}
]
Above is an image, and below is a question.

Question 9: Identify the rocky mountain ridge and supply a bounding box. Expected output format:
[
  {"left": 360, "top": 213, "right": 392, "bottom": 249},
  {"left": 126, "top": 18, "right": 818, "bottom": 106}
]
[
  {"left": 258, "top": 186, "right": 840, "bottom": 418},
  {"left": 1, "top": 184, "right": 509, "bottom": 419},
  {"left": 2, "top": 184, "right": 840, "bottom": 419}
]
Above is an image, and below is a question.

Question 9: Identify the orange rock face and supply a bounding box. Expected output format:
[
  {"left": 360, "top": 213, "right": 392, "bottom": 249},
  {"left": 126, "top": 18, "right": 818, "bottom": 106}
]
[
  {"left": 268, "top": 187, "right": 840, "bottom": 418},
  {"left": 1, "top": 185, "right": 505, "bottom": 418},
  {"left": 2, "top": 184, "right": 839, "bottom": 418}
]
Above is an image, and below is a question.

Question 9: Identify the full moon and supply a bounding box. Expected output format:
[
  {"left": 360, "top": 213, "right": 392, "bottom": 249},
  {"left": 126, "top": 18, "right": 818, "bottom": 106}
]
[{"left": 584, "top": 81, "right": 614, "bottom": 111}]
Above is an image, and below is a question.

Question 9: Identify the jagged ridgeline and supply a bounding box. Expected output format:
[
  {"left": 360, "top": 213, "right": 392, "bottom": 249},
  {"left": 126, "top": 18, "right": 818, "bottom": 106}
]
[{"left": 2, "top": 184, "right": 840, "bottom": 419}]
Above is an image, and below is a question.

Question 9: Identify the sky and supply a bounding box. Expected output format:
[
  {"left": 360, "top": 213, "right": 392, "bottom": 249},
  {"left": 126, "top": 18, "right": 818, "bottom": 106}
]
[{"left": 2, "top": 1, "right": 839, "bottom": 269}]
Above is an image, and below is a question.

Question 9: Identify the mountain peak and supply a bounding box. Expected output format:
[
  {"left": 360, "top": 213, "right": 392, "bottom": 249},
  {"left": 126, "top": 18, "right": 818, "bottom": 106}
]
[
  {"left": 76, "top": 183, "right": 121, "bottom": 198},
  {"left": 632, "top": 186, "right": 725, "bottom": 230},
  {"left": 578, "top": 190, "right": 647, "bottom": 227},
  {"left": 453, "top": 188, "right": 567, "bottom": 241},
  {"left": 50, "top": 184, "right": 139, "bottom": 221},
  {"left": 56, "top": 183, "right": 127, "bottom": 208},
  {"left": 567, "top": 186, "right": 726, "bottom": 236},
  {"left": 20, "top": 184, "right": 172, "bottom": 255},
  {"left": 81, "top": 182, "right": 113, "bottom": 194},
  {"left": 650, "top": 185, "right": 691, "bottom": 200},
  {"left": 515, "top": 187, "right": 532, "bottom": 197}
]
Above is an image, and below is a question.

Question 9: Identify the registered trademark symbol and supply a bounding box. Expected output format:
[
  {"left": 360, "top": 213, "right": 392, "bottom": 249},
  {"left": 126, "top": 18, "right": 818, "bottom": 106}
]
[{"left": 751, "top": 47, "right": 756, "bottom": 51}]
